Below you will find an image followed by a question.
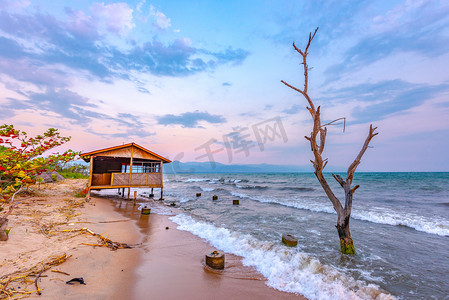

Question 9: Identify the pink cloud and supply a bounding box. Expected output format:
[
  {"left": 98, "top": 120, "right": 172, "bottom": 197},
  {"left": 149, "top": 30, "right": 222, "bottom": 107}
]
[
  {"left": 90, "top": 2, "right": 135, "bottom": 36},
  {"left": 66, "top": 9, "right": 99, "bottom": 40}
]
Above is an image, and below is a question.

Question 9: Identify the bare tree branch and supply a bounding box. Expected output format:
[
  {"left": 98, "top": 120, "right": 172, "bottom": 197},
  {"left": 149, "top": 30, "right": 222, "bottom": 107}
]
[
  {"left": 346, "top": 125, "right": 379, "bottom": 185},
  {"left": 322, "top": 117, "right": 346, "bottom": 132},
  {"left": 332, "top": 174, "right": 345, "bottom": 187},
  {"left": 281, "top": 28, "right": 377, "bottom": 254}
]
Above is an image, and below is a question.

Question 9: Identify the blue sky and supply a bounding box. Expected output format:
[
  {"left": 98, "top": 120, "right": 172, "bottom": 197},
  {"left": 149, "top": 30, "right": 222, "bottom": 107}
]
[{"left": 1, "top": 0, "right": 448, "bottom": 171}]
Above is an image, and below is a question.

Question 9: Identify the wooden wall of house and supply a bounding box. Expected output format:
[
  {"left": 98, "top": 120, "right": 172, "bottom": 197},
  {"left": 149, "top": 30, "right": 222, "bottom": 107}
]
[{"left": 92, "top": 173, "right": 112, "bottom": 186}]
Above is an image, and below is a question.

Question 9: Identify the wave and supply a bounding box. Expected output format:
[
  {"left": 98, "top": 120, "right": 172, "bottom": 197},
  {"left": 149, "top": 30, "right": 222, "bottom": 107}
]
[
  {"left": 352, "top": 210, "right": 449, "bottom": 236},
  {"left": 170, "top": 214, "right": 394, "bottom": 300},
  {"left": 236, "top": 185, "right": 269, "bottom": 190},
  {"left": 279, "top": 187, "right": 315, "bottom": 192},
  {"left": 185, "top": 178, "right": 209, "bottom": 183},
  {"left": 229, "top": 192, "right": 449, "bottom": 236},
  {"left": 200, "top": 187, "right": 215, "bottom": 192}
]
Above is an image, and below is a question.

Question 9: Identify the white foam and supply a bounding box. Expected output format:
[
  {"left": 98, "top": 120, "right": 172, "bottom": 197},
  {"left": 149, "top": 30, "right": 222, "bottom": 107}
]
[
  {"left": 179, "top": 197, "right": 192, "bottom": 203},
  {"left": 231, "top": 191, "right": 250, "bottom": 198},
  {"left": 185, "top": 178, "right": 209, "bottom": 183},
  {"left": 170, "top": 214, "right": 395, "bottom": 300},
  {"left": 352, "top": 209, "right": 449, "bottom": 236},
  {"left": 200, "top": 187, "right": 215, "bottom": 192},
  {"left": 230, "top": 192, "right": 449, "bottom": 236}
]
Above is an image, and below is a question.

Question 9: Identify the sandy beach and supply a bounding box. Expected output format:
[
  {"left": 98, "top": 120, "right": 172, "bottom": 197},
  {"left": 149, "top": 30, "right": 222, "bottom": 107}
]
[{"left": 1, "top": 179, "right": 305, "bottom": 299}]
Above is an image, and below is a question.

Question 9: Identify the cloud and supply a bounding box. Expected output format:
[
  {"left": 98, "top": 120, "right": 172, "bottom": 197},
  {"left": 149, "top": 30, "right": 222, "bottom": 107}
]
[
  {"left": 65, "top": 8, "right": 99, "bottom": 40},
  {"left": 0, "top": 8, "right": 250, "bottom": 88},
  {"left": 150, "top": 5, "right": 171, "bottom": 30},
  {"left": 0, "top": 36, "right": 27, "bottom": 59},
  {"left": 3, "top": 88, "right": 156, "bottom": 139},
  {"left": 323, "top": 1, "right": 449, "bottom": 83},
  {"left": 90, "top": 2, "right": 135, "bottom": 36},
  {"left": 204, "top": 47, "right": 250, "bottom": 66},
  {"left": 157, "top": 111, "right": 227, "bottom": 128},
  {"left": 87, "top": 128, "right": 156, "bottom": 139},
  {"left": 122, "top": 38, "right": 248, "bottom": 76},
  {"left": 322, "top": 79, "right": 449, "bottom": 123},
  {"left": 282, "top": 104, "right": 301, "bottom": 114},
  {"left": 0, "top": 57, "right": 70, "bottom": 88},
  {"left": 0, "top": 0, "right": 30, "bottom": 10},
  {"left": 136, "top": 1, "right": 171, "bottom": 30},
  {"left": 222, "top": 82, "right": 231, "bottom": 86},
  {"left": 269, "top": 1, "right": 370, "bottom": 51},
  {"left": 27, "top": 88, "right": 98, "bottom": 124}
]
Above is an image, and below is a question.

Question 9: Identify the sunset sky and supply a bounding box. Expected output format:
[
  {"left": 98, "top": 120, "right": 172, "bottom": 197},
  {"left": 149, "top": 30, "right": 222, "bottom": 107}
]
[{"left": 1, "top": 0, "right": 448, "bottom": 171}]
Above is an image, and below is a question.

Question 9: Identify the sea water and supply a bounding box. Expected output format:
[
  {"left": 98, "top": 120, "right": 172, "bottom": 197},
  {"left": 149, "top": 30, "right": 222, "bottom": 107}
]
[{"left": 142, "top": 172, "right": 448, "bottom": 299}]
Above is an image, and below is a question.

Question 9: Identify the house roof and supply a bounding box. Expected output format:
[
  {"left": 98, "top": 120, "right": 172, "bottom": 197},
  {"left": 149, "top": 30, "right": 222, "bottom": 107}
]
[{"left": 80, "top": 143, "right": 172, "bottom": 163}]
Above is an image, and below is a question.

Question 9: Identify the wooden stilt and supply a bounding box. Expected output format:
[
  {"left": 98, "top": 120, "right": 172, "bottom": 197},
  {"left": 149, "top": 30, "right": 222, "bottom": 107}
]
[
  {"left": 159, "top": 187, "right": 163, "bottom": 200},
  {"left": 87, "top": 156, "right": 93, "bottom": 201},
  {"left": 127, "top": 188, "right": 130, "bottom": 200},
  {"left": 122, "top": 188, "right": 125, "bottom": 198}
]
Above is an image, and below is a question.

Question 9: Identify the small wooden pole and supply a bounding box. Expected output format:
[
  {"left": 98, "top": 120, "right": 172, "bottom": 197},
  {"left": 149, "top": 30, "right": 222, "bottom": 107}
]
[
  {"left": 159, "top": 161, "right": 164, "bottom": 200},
  {"left": 127, "top": 188, "right": 130, "bottom": 200},
  {"left": 205, "top": 250, "right": 225, "bottom": 269},
  {"left": 128, "top": 144, "right": 134, "bottom": 193},
  {"left": 133, "top": 191, "right": 137, "bottom": 206},
  {"left": 282, "top": 234, "right": 298, "bottom": 247},
  {"left": 141, "top": 206, "right": 151, "bottom": 215},
  {"left": 121, "top": 188, "right": 125, "bottom": 198},
  {"left": 87, "top": 156, "right": 94, "bottom": 200}
]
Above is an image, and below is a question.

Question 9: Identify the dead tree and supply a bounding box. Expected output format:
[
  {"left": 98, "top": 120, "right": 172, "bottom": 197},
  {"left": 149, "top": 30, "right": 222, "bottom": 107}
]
[{"left": 281, "top": 28, "right": 378, "bottom": 254}]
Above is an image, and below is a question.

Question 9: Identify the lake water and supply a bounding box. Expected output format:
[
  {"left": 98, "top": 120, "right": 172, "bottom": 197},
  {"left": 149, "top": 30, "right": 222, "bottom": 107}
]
[{"left": 121, "top": 172, "right": 449, "bottom": 299}]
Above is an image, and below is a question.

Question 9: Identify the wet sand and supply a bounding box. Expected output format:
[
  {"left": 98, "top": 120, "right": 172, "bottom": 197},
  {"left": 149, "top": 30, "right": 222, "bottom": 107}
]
[
  {"left": 106, "top": 195, "right": 305, "bottom": 299},
  {"left": 28, "top": 194, "right": 142, "bottom": 300},
  {"left": 131, "top": 213, "right": 304, "bottom": 300},
  {"left": 2, "top": 180, "right": 305, "bottom": 299}
]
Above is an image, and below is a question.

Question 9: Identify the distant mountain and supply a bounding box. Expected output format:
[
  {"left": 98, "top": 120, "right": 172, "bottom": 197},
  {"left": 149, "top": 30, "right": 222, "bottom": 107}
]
[{"left": 164, "top": 161, "right": 310, "bottom": 174}]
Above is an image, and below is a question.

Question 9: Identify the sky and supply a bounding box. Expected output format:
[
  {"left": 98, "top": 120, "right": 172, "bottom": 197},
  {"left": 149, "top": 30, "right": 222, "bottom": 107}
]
[{"left": 1, "top": 0, "right": 448, "bottom": 171}]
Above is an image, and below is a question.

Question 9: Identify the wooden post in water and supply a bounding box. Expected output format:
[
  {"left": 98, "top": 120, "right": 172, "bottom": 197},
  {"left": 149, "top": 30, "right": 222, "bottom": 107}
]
[
  {"left": 205, "top": 250, "right": 225, "bottom": 269},
  {"left": 282, "top": 233, "right": 298, "bottom": 247}
]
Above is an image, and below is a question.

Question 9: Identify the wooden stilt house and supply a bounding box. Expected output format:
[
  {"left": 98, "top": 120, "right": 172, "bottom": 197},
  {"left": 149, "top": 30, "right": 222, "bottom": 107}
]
[{"left": 80, "top": 143, "right": 171, "bottom": 199}]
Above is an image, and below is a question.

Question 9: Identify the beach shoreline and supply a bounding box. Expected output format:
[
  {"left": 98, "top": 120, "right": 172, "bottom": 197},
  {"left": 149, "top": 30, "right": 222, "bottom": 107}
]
[{"left": 1, "top": 179, "right": 306, "bottom": 299}]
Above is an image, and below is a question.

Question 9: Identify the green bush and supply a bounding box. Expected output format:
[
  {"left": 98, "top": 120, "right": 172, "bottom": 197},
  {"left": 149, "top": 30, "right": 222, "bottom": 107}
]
[{"left": 57, "top": 163, "right": 88, "bottom": 179}]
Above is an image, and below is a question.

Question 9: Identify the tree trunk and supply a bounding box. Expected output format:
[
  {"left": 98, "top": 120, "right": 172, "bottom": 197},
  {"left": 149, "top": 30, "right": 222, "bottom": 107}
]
[
  {"left": 0, "top": 217, "right": 9, "bottom": 241},
  {"left": 336, "top": 215, "right": 354, "bottom": 254}
]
